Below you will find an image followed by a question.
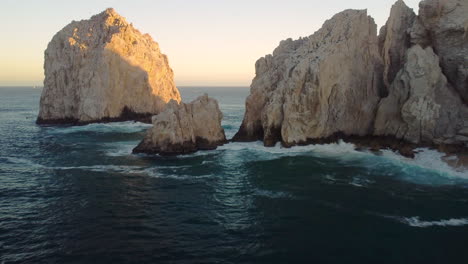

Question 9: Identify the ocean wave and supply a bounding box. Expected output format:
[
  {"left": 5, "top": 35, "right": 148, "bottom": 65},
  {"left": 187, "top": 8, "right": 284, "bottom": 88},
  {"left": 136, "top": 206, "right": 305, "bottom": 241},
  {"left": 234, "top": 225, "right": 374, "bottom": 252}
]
[
  {"left": 218, "top": 141, "right": 468, "bottom": 182},
  {"left": 103, "top": 141, "right": 140, "bottom": 157},
  {"left": 54, "top": 164, "right": 144, "bottom": 174},
  {"left": 397, "top": 216, "right": 468, "bottom": 228},
  {"left": 377, "top": 148, "right": 468, "bottom": 181},
  {"left": 44, "top": 121, "right": 152, "bottom": 134},
  {"left": 253, "top": 188, "right": 293, "bottom": 199},
  {"left": 1, "top": 157, "right": 45, "bottom": 168},
  {"left": 219, "top": 140, "right": 362, "bottom": 157},
  {"left": 53, "top": 164, "right": 214, "bottom": 180}
]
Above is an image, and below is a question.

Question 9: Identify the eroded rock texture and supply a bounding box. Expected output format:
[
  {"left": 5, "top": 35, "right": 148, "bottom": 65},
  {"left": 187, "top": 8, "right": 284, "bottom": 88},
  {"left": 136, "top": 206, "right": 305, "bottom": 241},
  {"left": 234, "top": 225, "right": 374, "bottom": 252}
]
[
  {"left": 133, "top": 95, "right": 227, "bottom": 155},
  {"left": 37, "top": 8, "right": 180, "bottom": 124},
  {"left": 374, "top": 45, "right": 468, "bottom": 145},
  {"left": 415, "top": 0, "right": 468, "bottom": 103},
  {"left": 235, "top": 0, "right": 468, "bottom": 153},
  {"left": 233, "top": 10, "right": 383, "bottom": 146}
]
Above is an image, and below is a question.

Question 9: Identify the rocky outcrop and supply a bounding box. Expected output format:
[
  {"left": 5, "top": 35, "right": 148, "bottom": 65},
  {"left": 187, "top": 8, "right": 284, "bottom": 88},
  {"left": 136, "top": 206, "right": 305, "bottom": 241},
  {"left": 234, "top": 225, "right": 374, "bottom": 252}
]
[
  {"left": 233, "top": 10, "right": 383, "bottom": 146},
  {"left": 412, "top": 0, "right": 468, "bottom": 103},
  {"left": 37, "top": 8, "right": 180, "bottom": 125},
  {"left": 379, "top": 0, "right": 416, "bottom": 91},
  {"left": 374, "top": 45, "right": 468, "bottom": 145},
  {"left": 133, "top": 95, "right": 227, "bottom": 155},
  {"left": 235, "top": 0, "right": 468, "bottom": 155}
]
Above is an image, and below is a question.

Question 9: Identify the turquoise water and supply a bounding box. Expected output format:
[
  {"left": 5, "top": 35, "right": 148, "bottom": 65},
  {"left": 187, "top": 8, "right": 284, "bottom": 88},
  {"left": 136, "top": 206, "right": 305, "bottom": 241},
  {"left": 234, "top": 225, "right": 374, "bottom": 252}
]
[{"left": 1, "top": 87, "right": 468, "bottom": 263}]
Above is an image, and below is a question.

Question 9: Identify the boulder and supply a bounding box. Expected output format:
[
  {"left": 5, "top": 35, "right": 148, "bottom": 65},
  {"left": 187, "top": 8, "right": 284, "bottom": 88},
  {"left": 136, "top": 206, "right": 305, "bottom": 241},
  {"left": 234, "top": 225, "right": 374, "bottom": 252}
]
[
  {"left": 233, "top": 10, "right": 383, "bottom": 146},
  {"left": 37, "top": 8, "right": 180, "bottom": 125},
  {"left": 133, "top": 95, "right": 227, "bottom": 155}
]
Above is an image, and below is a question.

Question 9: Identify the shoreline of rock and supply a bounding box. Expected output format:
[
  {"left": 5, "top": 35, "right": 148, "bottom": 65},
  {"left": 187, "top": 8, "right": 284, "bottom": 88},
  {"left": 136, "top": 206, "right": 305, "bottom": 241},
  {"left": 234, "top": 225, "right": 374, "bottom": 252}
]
[{"left": 36, "top": 107, "right": 154, "bottom": 125}]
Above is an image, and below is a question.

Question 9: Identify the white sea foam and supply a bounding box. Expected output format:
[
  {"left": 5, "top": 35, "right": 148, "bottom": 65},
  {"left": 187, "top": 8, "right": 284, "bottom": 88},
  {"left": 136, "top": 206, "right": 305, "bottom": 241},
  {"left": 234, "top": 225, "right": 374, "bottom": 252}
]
[
  {"left": 103, "top": 141, "right": 140, "bottom": 157},
  {"left": 54, "top": 164, "right": 145, "bottom": 174},
  {"left": 378, "top": 148, "right": 468, "bottom": 180},
  {"left": 45, "top": 121, "right": 152, "bottom": 134},
  {"left": 398, "top": 216, "right": 468, "bottom": 228},
  {"left": 2, "top": 157, "right": 45, "bottom": 168},
  {"left": 253, "top": 188, "right": 293, "bottom": 199},
  {"left": 51, "top": 164, "right": 214, "bottom": 180},
  {"left": 218, "top": 140, "right": 362, "bottom": 158},
  {"left": 218, "top": 141, "right": 468, "bottom": 182}
]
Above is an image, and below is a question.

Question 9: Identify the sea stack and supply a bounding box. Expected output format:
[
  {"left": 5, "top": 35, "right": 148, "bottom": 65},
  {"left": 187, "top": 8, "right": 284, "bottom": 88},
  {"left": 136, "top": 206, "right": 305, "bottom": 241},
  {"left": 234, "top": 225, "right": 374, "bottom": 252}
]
[
  {"left": 133, "top": 95, "right": 227, "bottom": 155},
  {"left": 37, "top": 8, "right": 181, "bottom": 125},
  {"left": 234, "top": 0, "right": 468, "bottom": 155},
  {"left": 233, "top": 10, "right": 384, "bottom": 146}
]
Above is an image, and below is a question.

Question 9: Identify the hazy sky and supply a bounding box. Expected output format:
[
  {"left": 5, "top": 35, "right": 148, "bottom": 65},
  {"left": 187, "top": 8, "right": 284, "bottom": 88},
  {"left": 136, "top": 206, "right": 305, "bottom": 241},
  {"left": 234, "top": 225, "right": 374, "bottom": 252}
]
[{"left": 1, "top": 0, "right": 421, "bottom": 87}]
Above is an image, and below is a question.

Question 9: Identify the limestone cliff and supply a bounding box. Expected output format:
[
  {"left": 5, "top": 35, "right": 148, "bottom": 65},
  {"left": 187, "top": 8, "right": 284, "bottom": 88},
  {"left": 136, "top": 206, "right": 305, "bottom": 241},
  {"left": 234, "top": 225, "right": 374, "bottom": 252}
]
[
  {"left": 37, "top": 8, "right": 180, "bottom": 124},
  {"left": 133, "top": 95, "right": 227, "bottom": 155},
  {"left": 233, "top": 10, "right": 383, "bottom": 146},
  {"left": 379, "top": 0, "right": 416, "bottom": 91},
  {"left": 413, "top": 0, "right": 468, "bottom": 103},
  {"left": 374, "top": 45, "right": 468, "bottom": 145},
  {"left": 235, "top": 0, "right": 468, "bottom": 154}
]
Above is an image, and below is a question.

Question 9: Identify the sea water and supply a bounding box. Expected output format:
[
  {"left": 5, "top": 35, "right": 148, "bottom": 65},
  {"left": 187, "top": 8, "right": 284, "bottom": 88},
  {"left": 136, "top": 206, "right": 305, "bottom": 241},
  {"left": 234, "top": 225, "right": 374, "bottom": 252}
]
[{"left": 1, "top": 87, "right": 468, "bottom": 263}]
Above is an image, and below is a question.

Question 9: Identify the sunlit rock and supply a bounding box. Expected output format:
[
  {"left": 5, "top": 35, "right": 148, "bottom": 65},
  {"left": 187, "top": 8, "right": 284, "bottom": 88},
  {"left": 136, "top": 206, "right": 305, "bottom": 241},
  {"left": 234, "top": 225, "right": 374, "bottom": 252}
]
[
  {"left": 37, "top": 8, "right": 180, "bottom": 125},
  {"left": 133, "top": 94, "right": 227, "bottom": 155}
]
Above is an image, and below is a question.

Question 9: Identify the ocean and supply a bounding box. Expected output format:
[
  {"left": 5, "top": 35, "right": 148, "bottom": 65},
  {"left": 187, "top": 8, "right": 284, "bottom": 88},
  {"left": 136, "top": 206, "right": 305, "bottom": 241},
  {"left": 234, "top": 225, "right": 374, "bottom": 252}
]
[{"left": 1, "top": 86, "right": 468, "bottom": 263}]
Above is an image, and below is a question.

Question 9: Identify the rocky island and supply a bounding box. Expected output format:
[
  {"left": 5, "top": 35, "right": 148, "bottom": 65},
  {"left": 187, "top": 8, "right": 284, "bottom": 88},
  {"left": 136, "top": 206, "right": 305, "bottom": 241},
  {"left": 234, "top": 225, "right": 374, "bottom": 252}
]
[
  {"left": 234, "top": 0, "right": 468, "bottom": 157},
  {"left": 133, "top": 94, "right": 227, "bottom": 155},
  {"left": 37, "top": 8, "right": 181, "bottom": 125}
]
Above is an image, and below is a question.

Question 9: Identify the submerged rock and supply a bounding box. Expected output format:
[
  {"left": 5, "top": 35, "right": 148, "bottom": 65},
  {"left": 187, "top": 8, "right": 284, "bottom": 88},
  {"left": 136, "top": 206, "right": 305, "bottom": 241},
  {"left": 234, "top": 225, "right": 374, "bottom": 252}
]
[
  {"left": 133, "top": 95, "right": 227, "bottom": 155},
  {"left": 233, "top": 10, "right": 383, "bottom": 146},
  {"left": 37, "top": 8, "right": 180, "bottom": 125}
]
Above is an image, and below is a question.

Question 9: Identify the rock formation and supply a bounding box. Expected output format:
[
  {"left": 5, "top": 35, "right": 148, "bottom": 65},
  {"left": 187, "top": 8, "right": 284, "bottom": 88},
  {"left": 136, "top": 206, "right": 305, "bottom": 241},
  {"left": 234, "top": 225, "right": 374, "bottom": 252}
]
[
  {"left": 234, "top": 0, "right": 468, "bottom": 155},
  {"left": 233, "top": 10, "right": 383, "bottom": 146},
  {"left": 37, "top": 8, "right": 180, "bottom": 125},
  {"left": 374, "top": 45, "right": 468, "bottom": 145},
  {"left": 413, "top": 0, "right": 468, "bottom": 103},
  {"left": 133, "top": 95, "right": 227, "bottom": 155},
  {"left": 379, "top": 0, "right": 416, "bottom": 91}
]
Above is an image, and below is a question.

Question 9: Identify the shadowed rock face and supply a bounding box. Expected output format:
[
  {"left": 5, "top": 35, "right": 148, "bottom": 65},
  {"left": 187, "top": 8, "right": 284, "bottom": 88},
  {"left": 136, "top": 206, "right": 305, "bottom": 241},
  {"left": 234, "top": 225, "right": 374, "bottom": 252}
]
[
  {"left": 133, "top": 95, "right": 227, "bottom": 155},
  {"left": 37, "top": 8, "right": 180, "bottom": 125},
  {"left": 379, "top": 0, "right": 416, "bottom": 92},
  {"left": 415, "top": 0, "right": 468, "bottom": 103},
  {"left": 235, "top": 0, "right": 468, "bottom": 155},
  {"left": 374, "top": 45, "right": 468, "bottom": 145}
]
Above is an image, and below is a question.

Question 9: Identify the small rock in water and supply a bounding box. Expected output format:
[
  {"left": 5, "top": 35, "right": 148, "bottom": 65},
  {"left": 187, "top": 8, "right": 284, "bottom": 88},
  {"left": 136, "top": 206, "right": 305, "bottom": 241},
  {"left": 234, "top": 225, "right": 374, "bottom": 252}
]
[{"left": 133, "top": 94, "right": 227, "bottom": 155}]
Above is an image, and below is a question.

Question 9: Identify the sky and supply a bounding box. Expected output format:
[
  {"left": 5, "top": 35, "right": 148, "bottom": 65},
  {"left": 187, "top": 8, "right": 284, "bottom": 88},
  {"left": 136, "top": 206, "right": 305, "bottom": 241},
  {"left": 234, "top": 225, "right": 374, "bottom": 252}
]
[{"left": 0, "top": 0, "right": 421, "bottom": 87}]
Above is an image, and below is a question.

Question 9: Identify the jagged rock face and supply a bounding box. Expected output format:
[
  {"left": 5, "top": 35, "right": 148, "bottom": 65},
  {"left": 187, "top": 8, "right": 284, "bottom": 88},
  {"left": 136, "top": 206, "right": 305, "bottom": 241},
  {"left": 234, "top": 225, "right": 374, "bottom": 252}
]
[
  {"left": 133, "top": 95, "right": 227, "bottom": 155},
  {"left": 374, "top": 45, "right": 468, "bottom": 145},
  {"left": 414, "top": 0, "right": 468, "bottom": 103},
  {"left": 379, "top": 0, "right": 416, "bottom": 91},
  {"left": 234, "top": 10, "right": 383, "bottom": 146},
  {"left": 37, "top": 8, "right": 181, "bottom": 124}
]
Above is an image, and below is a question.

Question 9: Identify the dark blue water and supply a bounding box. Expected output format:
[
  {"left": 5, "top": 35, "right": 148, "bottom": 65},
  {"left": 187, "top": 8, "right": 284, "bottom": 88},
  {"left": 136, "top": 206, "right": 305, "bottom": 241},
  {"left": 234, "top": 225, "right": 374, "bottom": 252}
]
[{"left": 1, "top": 87, "right": 468, "bottom": 264}]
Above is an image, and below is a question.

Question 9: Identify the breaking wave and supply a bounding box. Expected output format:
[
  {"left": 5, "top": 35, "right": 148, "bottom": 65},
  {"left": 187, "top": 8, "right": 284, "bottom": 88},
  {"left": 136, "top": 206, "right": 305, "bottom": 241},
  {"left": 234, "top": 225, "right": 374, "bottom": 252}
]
[{"left": 396, "top": 216, "right": 468, "bottom": 228}]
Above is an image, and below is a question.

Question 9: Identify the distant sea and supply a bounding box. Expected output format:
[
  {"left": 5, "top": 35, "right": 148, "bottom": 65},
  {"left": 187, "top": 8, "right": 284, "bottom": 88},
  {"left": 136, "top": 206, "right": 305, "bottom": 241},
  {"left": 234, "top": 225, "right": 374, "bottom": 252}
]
[{"left": 1, "top": 86, "right": 468, "bottom": 264}]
